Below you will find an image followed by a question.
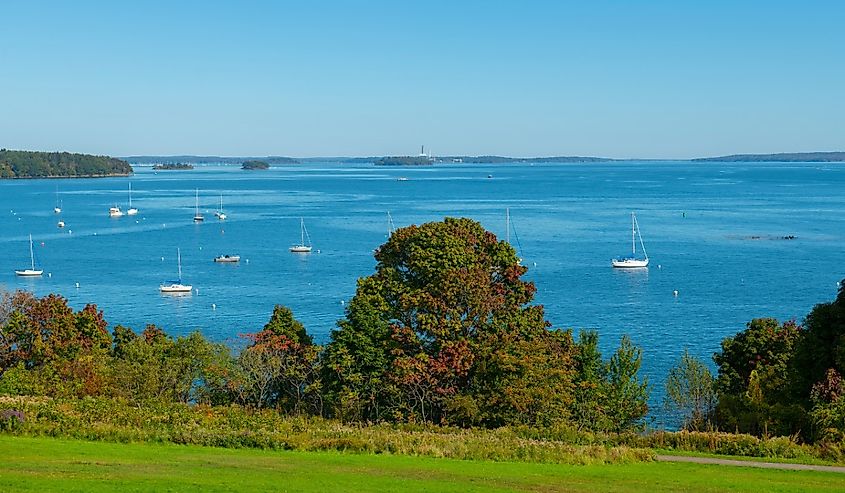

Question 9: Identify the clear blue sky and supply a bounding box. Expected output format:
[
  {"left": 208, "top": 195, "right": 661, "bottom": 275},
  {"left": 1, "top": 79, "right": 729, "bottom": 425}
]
[{"left": 1, "top": 1, "right": 843, "bottom": 158}]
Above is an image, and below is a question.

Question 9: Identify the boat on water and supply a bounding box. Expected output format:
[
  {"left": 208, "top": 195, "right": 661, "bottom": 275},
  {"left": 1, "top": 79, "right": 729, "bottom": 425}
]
[
  {"left": 612, "top": 212, "right": 649, "bottom": 268},
  {"left": 109, "top": 205, "right": 124, "bottom": 217},
  {"left": 193, "top": 189, "right": 204, "bottom": 222},
  {"left": 15, "top": 234, "right": 43, "bottom": 277},
  {"left": 53, "top": 186, "right": 62, "bottom": 214},
  {"left": 214, "top": 254, "right": 240, "bottom": 263},
  {"left": 505, "top": 207, "right": 523, "bottom": 263},
  {"left": 290, "top": 218, "right": 313, "bottom": 253},
  {"left": 127, "top": 182, "right": 138, "bottom": 216},
  {"left": 160, "top": 248, "right": 193, "bottom": 293},
  {"left": 57, "top": 220, "right": 65, "bottom": 228},
  {"left": 214, "top": 194, "right": 227, "bottom": 220}
]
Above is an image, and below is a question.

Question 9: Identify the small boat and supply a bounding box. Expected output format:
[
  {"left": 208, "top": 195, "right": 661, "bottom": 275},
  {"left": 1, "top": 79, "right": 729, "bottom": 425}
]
[
  {"left": 193, "top": 189, "right": 204, "bottom": 222},
  {"left": 54, "top": 186, "right": 62, "bottom": 214},
  {"left": 160, "top": 248, "right": 193, "bottom": 293},
  {"left": 290, "top": 218, "right": 313, "bottom": 253},
  {"left": 612, "top": 212, "right": 649, "bottom": 268},
  {"left": 109, "top": 205, "right": 124, "bottom": 217},
  {"left": 214, "top": 254, "right": 240, "bottom": 263},
  {"left": 397, "top": 177, "right": 409, "bottom": 181},
  {"left": 15, "top": 234, "right": 43, "bottom": 276},
  {"left": 127, "top": 182, "right": 138, "bottom": 216},
  {"left": 214, "top": 194, "right": 227, "bottom": 220},
  {"left": 57, "top": 221, "right": 65, "bottom": 228}
]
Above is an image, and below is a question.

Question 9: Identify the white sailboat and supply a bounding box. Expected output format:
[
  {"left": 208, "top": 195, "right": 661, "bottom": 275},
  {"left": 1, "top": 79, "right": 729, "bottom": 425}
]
[
  {"left": 214, "top": 194, "right": 227, "bottom": 220},
  {"left": 160, "top": 248, "right": 193, "bottom": 293},
  {"left": 612, "top": 212, "right": 649, "bottom": 268},
  {"left": 193, "top": 189, "right": 204, "bottom": 222},
  {"left": 290, "top": 218, "right": 313, "bottom": 253},
  {"left": 505, "top": 207, "right": 523, "bottom": 263},
  {"left": 15, "top": 234, "right": 43, "bottom": 276},
  {"left": 53, "top": 186, "right": 62, "bottom": 214},
  {"left": 387, "top": 211, "right": 396, "bottom": 237},
  {"left": 127, "top": 182, "right": 138, "bottom": 215}
]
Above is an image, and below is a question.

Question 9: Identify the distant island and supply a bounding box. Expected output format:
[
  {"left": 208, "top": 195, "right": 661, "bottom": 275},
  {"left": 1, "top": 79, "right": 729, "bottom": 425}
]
[
  {"left": 125, "top": 155, "right": 299, "bottom": 165},
  {"left": 693, "top": 152, "right": 845, "bottom": 162},
  {"left": 0, "top": 149, "right": 132, "bottom": 179},
  {"left": 374, "top": 156, "right": 433, "bottom": 166},
  {"left": 242, "top": 160, "right": 270, "bottom": 170},
  {"left": 153, "top": 163, "right": 194, "bottom": 170}
]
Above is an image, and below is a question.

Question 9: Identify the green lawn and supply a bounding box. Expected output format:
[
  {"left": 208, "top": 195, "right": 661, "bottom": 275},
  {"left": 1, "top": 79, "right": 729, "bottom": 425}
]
[{"left": 1, "top": 436, "right": 843, "bottom": 492}]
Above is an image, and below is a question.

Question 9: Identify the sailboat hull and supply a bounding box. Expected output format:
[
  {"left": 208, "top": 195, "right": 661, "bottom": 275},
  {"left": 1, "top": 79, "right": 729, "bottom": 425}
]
[
  {"left": 15, "top": 269, "right": 43, "bottom": 276},
  {"left": 289, "top": 246, "right": 312, "bottom": 253},
  {"left": 160, "top": 284, "right": 192, "bottom": 293},
  {"left": 611, "top": 258, "right": 649, "bottom": 268}
]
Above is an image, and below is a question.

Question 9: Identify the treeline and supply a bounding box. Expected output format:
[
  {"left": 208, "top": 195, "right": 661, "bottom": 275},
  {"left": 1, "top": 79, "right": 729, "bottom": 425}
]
[
  {"left": 0, "top": 217, "right": 843, "bottom": 450},
  {"left": 0, "top": 219, "right": 650, "bottom": 434},
  {"left": 242, "top": 160, "right": 270, "bottom": 170},
  {"left": 125, "top": 155, "right": 299, "bottom": 165},
  {"left": 0, "top": 150, "right": 133, "bottom": 178},
  {"left": 693, "top": 152, "right": 845, "bottom": 162},
  {"left": 664, "top": 283, "right": 845, "bottom": 443},
  {"left": 374, "top": 156, "right": 433, "bottom": 166}
]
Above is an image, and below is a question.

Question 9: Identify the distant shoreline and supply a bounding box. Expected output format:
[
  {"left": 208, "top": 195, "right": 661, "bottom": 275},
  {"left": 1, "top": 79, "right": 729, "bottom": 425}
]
[{"left": 1, "top": 173, "right": 133, "bottom": 180}]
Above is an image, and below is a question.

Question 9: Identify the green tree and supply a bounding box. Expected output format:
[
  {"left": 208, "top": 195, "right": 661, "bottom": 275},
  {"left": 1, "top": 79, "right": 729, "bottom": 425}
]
[
  {"left": 665, "top": 349, "right": 716, "bottom": 430},
  {"left": 323, "top": 217, "right": 575, "bottom": 426},
  {"left": 605, "top": 335, "right": 649, "bottom": 432},
  {"left": 792, "top": 282, "right": 845, "bottom": 402},
  {"left": 713, "top": 318, "right": 804, "bottom": 436}
]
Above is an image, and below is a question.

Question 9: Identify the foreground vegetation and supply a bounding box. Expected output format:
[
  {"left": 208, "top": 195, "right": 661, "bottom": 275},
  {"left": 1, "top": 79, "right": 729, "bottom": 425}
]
[
  {"left": 0, "top": 217, "right": 843, "bottom": 474},
  {"left": 1, "top": 435, "right": 843, "bottom": 493},
  {"left": 0, "top": 149, "right": 132, "bottom": 178}
]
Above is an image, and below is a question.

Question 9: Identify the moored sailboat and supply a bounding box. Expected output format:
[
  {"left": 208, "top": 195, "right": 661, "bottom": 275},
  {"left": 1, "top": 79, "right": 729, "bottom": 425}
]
[
  {"left": 127, "top": 182, "right": 138, "bottom": 216},
  {"left": 289, "top": 218, "right": 313, "bottom": 253},
  {"left": 612, "top": 212, "right": 649, "bottom": 268},
  {"left": 160, "top": 248, "right": 193, "bottom": 293},
  {"left": 193, "top": 189, "right": 204, "bottom": 222},
  {"left": 15, "top": 234, "right": 43, "bottom": 276}
]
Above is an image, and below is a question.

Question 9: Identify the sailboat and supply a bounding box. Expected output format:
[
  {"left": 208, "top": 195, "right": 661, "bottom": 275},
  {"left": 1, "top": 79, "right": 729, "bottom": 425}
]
[
  {"left": 15, "top": 234, "right": 43, "bottom": 276},
  {"left": 612, "top": 212, "right": 649, "bottom": 268},
  {"left": 387, "top": 211, "right": 396, "bottom": 237},
  {"left": 505, "top": 208, "right": 523, "bottom": 263},
  {"left": 214, "top": 195, "right": 227, "bottom": 220},
  {"left": 53, "top": 186, "right": 62, "bottom": 214},
  {"left": 160, "top": 248, "right": 193, "bottom": 293},
  {"left": 127, "top": 182, "right": 138, "bottom": 215},
  {"left": 289, "top": 218, "right": 313, "bottom": 253},
  {"left": 193, "top": 189, "right": 204, "bottom": 222}
]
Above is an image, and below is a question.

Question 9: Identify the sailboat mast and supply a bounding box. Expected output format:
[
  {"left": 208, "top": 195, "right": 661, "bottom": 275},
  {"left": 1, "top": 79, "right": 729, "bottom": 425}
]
[
  {"left": 195, "top": 189, "right": 199, "bottom": 215},
  {"left": 29, "top": 234, "right": 35, "bottom": 270},
  {"left": 631, "top": 212, "right": 636, "bottom": 254},
  {"left": 177, "top": 248, "right": 182, "bottom": 280},
  {"left": 128, "top": 182, "right": 132, "bottom": 208},
  {"left": 635, "top": 214, "right": 648, "bottom": 259},
  {"left": 387, "top": 211, "right": 395, "bottom": 236},
  {"left": 506, "top": 208, "right": 510, "bottom": 244},
  {"left": 301, "top": 218, "right": 305, "bottom": 246}
]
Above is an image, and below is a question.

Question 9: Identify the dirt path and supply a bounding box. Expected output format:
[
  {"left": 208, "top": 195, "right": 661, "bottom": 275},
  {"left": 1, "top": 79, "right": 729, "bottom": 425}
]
[{"left": 656, "top": 454, "right": 845, "bottom": 473}]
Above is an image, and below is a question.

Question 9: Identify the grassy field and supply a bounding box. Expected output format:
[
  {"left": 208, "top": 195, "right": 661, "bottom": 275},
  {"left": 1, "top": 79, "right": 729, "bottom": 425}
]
[{"left": 1, "top": 436, "right": 843, "bottom": 492}]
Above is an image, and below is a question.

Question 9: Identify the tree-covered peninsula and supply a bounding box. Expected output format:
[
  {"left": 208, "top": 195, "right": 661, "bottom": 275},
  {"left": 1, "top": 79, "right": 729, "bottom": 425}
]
[{"left": 0, "top": 149, "right": 132, "bottom": 178}]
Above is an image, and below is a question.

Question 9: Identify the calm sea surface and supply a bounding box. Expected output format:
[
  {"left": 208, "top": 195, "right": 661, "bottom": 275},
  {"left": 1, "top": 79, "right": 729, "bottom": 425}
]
[{"left": 1, "top": 161, "right": 843, "bottom": 419}]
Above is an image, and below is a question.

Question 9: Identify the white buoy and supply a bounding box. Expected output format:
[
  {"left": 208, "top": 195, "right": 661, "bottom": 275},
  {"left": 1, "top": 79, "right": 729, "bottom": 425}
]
[
  {"left": 673, "top": 290, "right": 679, "bottom": 297},
  {"left": 48, "top": 273, "right": 52, "bottom": 278},
  {"left": 658, "top": 264, "right": 662, "bottom": 269},
  {"left": 245, "top": 259, "right": 249, "bottom": 263},
  {"left": 161, "top": 257, "right": 165, "bottom": 261},
  {"left": 317, "top": 249, "right": 321, "bottom": 253},
  {"left": 340, "top": 300, "right": 345, "bottom": 305},
  {"left": 199, "top": 246, "right": 202, "bottom": 250},
  {"left": 195, "top": 288, "right": 199, "bottom": 295},
  {"left": 533, "top": 262, "right": 537, "bottom": 267},
  {"left": 212, "top": 303, "right": 216, "bottom": 310},
  {"left": 75, "top": 282, "right": 80, "bottom": 288}
]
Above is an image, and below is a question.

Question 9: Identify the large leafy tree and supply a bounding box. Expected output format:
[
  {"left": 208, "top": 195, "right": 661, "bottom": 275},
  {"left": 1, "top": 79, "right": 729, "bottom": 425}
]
[
  {"left": 713, "top": 318, "right": 804, "bottom": 436},
  {"left": 323, "top": 217, "right": 577, "bottom": 426}
]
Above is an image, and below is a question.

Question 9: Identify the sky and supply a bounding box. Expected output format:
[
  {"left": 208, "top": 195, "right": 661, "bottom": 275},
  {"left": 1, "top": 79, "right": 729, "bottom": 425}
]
[{"left": 1, "top": 1, "right": 844, "bottom": 158}]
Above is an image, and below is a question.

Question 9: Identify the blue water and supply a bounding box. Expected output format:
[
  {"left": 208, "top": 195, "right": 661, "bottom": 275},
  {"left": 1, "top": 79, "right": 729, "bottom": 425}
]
[{"left": 1, "top": 161, "right": 843, "bottom": 418}]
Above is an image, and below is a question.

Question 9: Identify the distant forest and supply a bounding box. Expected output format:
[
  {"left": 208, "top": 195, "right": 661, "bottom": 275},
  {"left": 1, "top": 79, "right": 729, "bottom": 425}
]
[
  {"left": 0, "top": 150, "right": 132, "bottom": 178},
  {"left": 125, "top": 155, "right": 299, "bottom": 165},
  {"left": 693, "top": 152, "right": 845, "bottom": 162}
]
